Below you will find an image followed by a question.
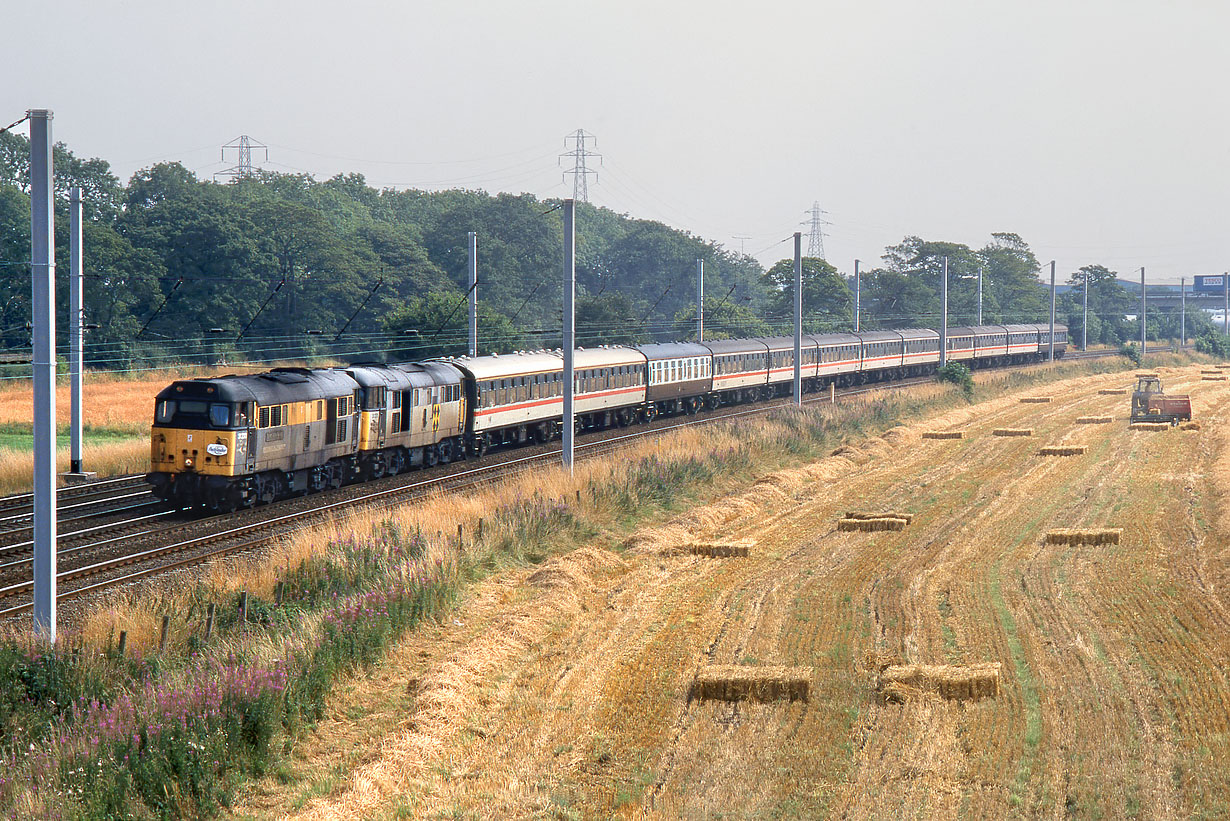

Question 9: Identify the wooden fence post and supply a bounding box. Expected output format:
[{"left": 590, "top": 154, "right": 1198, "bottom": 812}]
[
  {"left": 275, "top": 581, "right": 284, "bottom": 606},
  {"left": 204, "top": 603, "right": 216, "bottom": 640},
  {"left": 158, "top": 615, "right": 170, "bottom": 653},
  {"left": 117, "top": 631, "right": 127, "bottom": 657},
  {"left": 239, "top": 591, "right": 248, "bottom": 624}
]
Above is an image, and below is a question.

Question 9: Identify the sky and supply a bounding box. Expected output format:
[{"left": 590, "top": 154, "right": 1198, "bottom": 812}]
[{"left": 4, "top": 0, "right": 1228, "bottom": 284}]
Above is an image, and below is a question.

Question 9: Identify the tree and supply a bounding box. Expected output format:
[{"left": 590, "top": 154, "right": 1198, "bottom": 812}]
[
  {"left": 978, "top": 233, "right": 1046, "bottom": 323},
  {"left": 1061, "top": 264, "right": 1133, "bottom": 345},
  {"left": 760, "top": 256, "right": 852, "bottom": 334}
]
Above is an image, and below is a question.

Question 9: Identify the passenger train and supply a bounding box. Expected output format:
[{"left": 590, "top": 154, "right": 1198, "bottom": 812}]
[{"left": 146, "top": 323, "right": 1067, "bottom": 509}]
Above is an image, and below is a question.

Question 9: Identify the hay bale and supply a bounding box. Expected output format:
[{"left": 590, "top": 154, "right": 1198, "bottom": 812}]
[
  {"left": 1135, "top": 373, "right": 1160, "bottom": 379},
  {"left": 992, "top": 428, "right": 1034, "bottom": 437},
  {"left": 1202, "top": 375, "right": 1227, "bottom": 381},
  {"left": 877, "top": 663, "right": 1001, "bottom": 702},
  {"left": 845, "top": 510, "right": 914, "bottom": 524},
  {"left": 1200, "top": 370, "right": 1222, "bottom": 375},
  {"left": 922, "top": 430, "right": 964, "bottom": 440},
  {"left": 1181, "top": 421, "right": 1202, "bottom": 431},
  {"left": 1098, "top": 388, "right": 1128, "bottom": 395},
  {"left": 838, "top": 517, "right": 908, "bottom": 532},
  {"left": 1038, "top": 445, "right": 1088, "bottom": 456},
  {"left": 1075, "top": 416, "right": 1113, "bottom": 424},
  {"left": 1217, "top": 364, "right": 1230, "bottom": 370},
  {"left": 1044, "top": 528, "right": 1122, "bottom": 546},
  {"left": 1129, "top": 422, "right": 1170, "bottom": 431},
  {"left": 690, "top": 665, "right": 812, "bottom": 703},
  {"left": 1019, "top": 397, "right": 1052, "bottom": 404},
  {"left": 687, "top": 541, "right": 751, "bottom": 558}
]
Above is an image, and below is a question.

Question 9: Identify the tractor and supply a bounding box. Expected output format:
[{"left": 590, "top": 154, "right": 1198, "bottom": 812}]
[{"left": 1130, "top": 375, "right": 1191, "bottom": 424}]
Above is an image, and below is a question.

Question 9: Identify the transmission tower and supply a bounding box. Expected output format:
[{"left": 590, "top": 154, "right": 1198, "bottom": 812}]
[
  {"left": 560, "top": 129, "right": 601, "bottom": 202},
  {"left": 216, "top": 135, "right": 268, "bottom": 181},
  {"left": 806, "top": 200, "right": 827, "bottom": 259}
]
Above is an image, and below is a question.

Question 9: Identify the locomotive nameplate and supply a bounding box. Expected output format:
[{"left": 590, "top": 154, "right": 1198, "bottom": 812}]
[{"left": 206, "top": 443, "right": 228, "bottom": 456}]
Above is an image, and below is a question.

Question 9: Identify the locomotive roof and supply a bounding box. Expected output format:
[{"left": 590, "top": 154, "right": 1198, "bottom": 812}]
[
  {"left": 636, "top": 342, "right": 711, "bottom": 361},
  {"left": 344, "top": 361, "right": 463, "bottom": 391},
  {"left": 155, "top": 367, "right": 359, "bottom": 405}
]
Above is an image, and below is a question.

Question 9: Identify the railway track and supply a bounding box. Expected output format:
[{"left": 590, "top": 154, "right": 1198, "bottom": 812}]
[{"left": 0, "top": 350, "right": 1123, "bottom": 620}]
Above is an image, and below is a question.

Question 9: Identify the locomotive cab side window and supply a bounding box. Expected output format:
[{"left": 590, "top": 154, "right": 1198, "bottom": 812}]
[{"left": 209, "top": 403, "right": 232, "bottom": 428}]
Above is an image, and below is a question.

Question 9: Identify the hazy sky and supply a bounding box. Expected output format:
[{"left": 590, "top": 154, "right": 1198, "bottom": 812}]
[{"left": 5, "top": 0, "right": 1227, "bottom": 283}]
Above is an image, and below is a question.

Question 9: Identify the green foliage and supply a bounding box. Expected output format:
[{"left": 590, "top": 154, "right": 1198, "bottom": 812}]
[
  {"left": 760, "top": 256, "right": 852, "bottom": 334},
  {"left": 1195, "top": 332, "right": 1230, "bottom": 358},
  {"left": 1120, "top": 342, "right": 1143, "bottom": 366},
  {"left": 937, "top": 361, "right": 974, "bottom": 399}
]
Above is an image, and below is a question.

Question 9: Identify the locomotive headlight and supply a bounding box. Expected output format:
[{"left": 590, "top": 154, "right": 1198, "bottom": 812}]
[{"left": 184, "top": 458, "right": 194, "bottom": 468}]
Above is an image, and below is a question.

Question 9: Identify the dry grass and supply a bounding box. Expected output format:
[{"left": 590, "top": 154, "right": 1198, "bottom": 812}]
[
  {"left": 1019, "top": 397, "right": 1053, "bottom": 404},
  {"left": 0, "top": 439, "right": 148, "bottom": 495},
  {"left": 922, "top": 430, "right": 964, "bottom": 440},
  {"left": 1130, "top": 422, "right": 1171, "bottom": 431},
  {"left": 993, "top": 427, "right": 1034, "bottom": 436},
  {"left": 1044, "top": 528, "right": 1123, "bottom": 545},
  {"left": 838, "top": 516, "right": 908, "bottom": 532},
  {"left": 1038, "top": 445, "right": 1088, "bottom": 456},
  {"left": 687, "top": 541, "right": 752, "bottom": 558},
  {"left": 1098, "top": 388, "right": 1128, "bottom": 395},
  {"left": 1075, "top": 416, "right": 1113, "bottom": 424},
  {"left": 689, "top": 666, "right": 812, "bottom": 703},
  {"left": 877, "top": 663, "right": 1002, "bottom": 702}
]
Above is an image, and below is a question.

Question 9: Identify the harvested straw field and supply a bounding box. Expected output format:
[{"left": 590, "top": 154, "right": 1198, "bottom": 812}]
[
  {"left": 877, "top": 662, "right": 1002, "bottom": 702},
  {"left": 1131, "top": 421, "right": 1172, "bottom": 431},
  {"left": 1075, "top": 415, "right": 1113, "bottom": 424},
  {"left": 838, "top": 516, "right": 908, "bottom": 532},
  {"left": 922, "top": 430, "right": 964, "bottom": 439},
  {"left": 689, "top": 665, "right": 812, "bottom": 703},
  {"left": 992, "top": 427, "right": 1033, "bottom": 436},
  {"left": 240, "top": 362, "right": 1230, "bottom": 820},
  {"left": 687, "top": 540, "right": 752, "bottom": 558},
  {"left": 1045, "top": 528, "right": 1122, "bottom": 546},
  {"left": 1098, "top": 388, "right": 1128, "bottom": 395},
  {"left": 1038, "top": 445, "right": 1088, "bottom": 456}
]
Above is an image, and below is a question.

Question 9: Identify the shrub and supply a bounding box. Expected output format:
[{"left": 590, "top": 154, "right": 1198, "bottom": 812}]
[
  {"left": 937, "top": 361, "right": 974, "bottom": 399},
  {"left": 1195, "top": 333, "right": 1230, "bottom": 358},
  {"left": 1119, "top": 342, "right": 1142, "bottom": 366}
]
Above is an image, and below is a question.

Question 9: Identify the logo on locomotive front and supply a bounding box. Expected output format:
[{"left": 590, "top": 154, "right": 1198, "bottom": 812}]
[{"left": 206, "top": 443, "right": 228, "bottom": 456}]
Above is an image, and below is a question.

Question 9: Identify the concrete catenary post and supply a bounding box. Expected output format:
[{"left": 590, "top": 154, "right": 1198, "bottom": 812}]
[
  {"left": 696, "top": 259, "right": 703, "bottom": 342},
  {"left": 69, "top": 187, "right": 84, "bottom": 474},
  {"left": 467, "top": 231, "right": 477, "bottom": 358},
  {"left": 1049, "top": 260, "right": 1056, "bottom": 362},
  {"left": 939, "top": 256, "right": 948, "bottom": 367},
  {"left": 29, "top": 110, "right": 57, "bottom": 642},
  {"left": 793, "top": 232, "right": 802, "bottom": 406},
  {"left": 562, "top": 200, "right": 576, "bottom": 473},
  {"left": 854, "top": 258, "right": 860, "bottom": 332}
]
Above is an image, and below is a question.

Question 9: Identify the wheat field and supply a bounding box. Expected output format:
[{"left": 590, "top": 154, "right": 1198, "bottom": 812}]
[{"left": 229, "top": 363, "right": 1230, "bottom": 819}]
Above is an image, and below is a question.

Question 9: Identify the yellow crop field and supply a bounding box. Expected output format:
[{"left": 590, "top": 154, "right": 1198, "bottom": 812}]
[{"left": 236, "top": 363, "right": 1230, "bottom": 819}]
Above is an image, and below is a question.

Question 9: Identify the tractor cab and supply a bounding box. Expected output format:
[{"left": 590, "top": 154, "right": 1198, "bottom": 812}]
[{"left": 1131, "top": 375, "right": 1162, "bottom": 418}]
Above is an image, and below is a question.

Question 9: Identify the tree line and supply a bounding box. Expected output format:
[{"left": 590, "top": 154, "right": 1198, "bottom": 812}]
[{"left": 0, "top": 131, "right": 1195, "bottom": 371}]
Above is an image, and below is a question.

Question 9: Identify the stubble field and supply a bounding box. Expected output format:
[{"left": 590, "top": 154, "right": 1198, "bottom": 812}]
[{"left": 237, "top": 363, "right": 1230, "bottom": 820}]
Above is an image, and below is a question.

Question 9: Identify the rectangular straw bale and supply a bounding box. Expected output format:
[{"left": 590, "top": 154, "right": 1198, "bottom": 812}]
[
  {"left": 838, "top": 517, "right": 908, "bottom": 532},
  {"left": 1202, "top": 375, "right": 1227, "bottom": 381},
  {"left": 1044, "top": 528, "right": 1122, "bottom": 546},
  {"left": 878, "top": 663, "right": 1001, "bottom": 702},
  {"left": 1200, "top": 370, "right": 1222, "bottom": 375},
  {"left": 922, "top": 430, "right": 964, "bottom": 439},
  {"left": 845, "top": 511, "right": 915, "bottom": 524},
  {"left": 1019, "top": 397, "right": 1052, "bottom": 404},
  {"left": 1129, "top": 422, "right": 1170, "bottom": 431},
  {"left": 1075, "top": 416, "right": 1113, "bottom": 424},
  {"left": 1217, "top": 364, "right": 1230, "bottom": 369},
  {"left": 1135, "top": 373, "right": 1160, "bottom": 379},
  {"left": 1181, "top": 421, "right": 1202, "bottom": 431},
  {"left": 690, "top": 665, "right": 812, "bottom": 703},
  {"left": 1098, "top": 388, "right": 1128, "bottom": 395},
  {"left": 992, "top": 428, "right": 1034, "bottom": 437},
  {"left": 687, "top": 541, "right": 751, "bottom": 558},
  {"left": 1038, "top": 445, "right": 1088, "bottom": 456}
]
